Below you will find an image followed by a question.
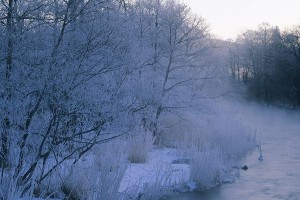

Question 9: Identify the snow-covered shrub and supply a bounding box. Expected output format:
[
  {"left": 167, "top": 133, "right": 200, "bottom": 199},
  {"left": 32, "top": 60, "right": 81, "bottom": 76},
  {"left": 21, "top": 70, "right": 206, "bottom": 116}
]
[
  {"left": 184, "top": 103, "right": 256, "bottom": 190},
  {"left": 157, "top": 113, "right": 200, "bottom": 148},
  {"left": 127, "top": 130, "right": 154, "bottom": 163},
  {"left": 189, "top": 145, "right": 225, "bottom": 190},
  {"left": 175, "top": 130, "right": 204, "bottom": 153},
  {"left": 36, "top": 159, "right": 73, "bottom": 199},
  {"left": 156, "top": 104, "right": 256, "bottom": 191},
  {"left": 200, "top": 113, "right": 256, "bottom": 160},
  {"left": 62, "top": 140, "right": 127, "bottom": 200},
  {"left": 0, "top": 170, "right": 36, "bottom": 200}
]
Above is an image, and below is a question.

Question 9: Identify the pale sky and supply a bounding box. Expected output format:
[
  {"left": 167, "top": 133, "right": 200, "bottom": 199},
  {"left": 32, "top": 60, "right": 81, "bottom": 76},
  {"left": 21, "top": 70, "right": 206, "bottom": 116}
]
[{"left": 183, "top": 0, "right": 300, "bottom": 40}]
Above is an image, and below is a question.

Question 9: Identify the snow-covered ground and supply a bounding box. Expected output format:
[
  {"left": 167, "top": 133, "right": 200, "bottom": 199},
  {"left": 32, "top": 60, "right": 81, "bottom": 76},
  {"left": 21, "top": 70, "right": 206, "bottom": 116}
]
[
  {"left": 1, "top": 99, "right": 257, "bottom": 200},
  {"left": 119, "top": 98, "right": 257, "bottom": 198},
  {"left": 119, "top": 147, "right": 190, "bottom": 193}
]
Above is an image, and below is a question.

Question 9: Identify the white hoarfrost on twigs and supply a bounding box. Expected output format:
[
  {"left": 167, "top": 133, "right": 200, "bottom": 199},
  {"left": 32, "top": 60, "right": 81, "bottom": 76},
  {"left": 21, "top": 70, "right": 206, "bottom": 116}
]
[
  {"left": 62, "top": 140, "right": 127, "bottom": 200},
  {"left": 189, "top": 145, "right": 225, "bottom": 190},
  {"left": 0, "top": 100, "right": 256, "bottom": 200},
  {"left": 0, "top": 106, "right": 256, "bottom": 200},
  {"left": 127, "top": 130, "right": 155, "bottom": 163}
]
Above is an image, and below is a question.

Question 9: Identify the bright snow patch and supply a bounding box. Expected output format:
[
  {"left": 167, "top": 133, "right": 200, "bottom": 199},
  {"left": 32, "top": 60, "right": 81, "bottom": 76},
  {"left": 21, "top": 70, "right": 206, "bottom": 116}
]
[{"left": 119, "top": 147, "right": 189, "bottom": 193}]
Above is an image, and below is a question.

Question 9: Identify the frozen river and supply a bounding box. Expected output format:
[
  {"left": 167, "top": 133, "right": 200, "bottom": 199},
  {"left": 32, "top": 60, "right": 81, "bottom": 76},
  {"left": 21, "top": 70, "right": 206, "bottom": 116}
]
[{"left": 171, "top": 102, "right": 300, "bottom": 200}]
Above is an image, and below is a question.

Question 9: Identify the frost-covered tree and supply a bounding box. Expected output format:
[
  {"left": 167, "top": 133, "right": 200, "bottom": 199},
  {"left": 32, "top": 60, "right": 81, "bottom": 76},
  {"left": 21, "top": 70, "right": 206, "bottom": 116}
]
[
  {"left": 114, "top": 0, "right": 213, "bottom": 136},
  {"left": 0, "top": 0, "right": 140, "bottom": 191},
  {"left": 150, "top": 0, "right": 211, "bottom": 135},
  {"left": 0, "top": 0, "right": 216, "bottom": 196}
]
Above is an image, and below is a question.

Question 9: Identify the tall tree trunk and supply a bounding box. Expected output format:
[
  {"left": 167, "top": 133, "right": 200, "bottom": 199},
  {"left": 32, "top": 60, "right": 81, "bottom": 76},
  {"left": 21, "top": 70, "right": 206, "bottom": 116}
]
[{"left": 1, "top": 0, "right": 14, "bottom": 169}]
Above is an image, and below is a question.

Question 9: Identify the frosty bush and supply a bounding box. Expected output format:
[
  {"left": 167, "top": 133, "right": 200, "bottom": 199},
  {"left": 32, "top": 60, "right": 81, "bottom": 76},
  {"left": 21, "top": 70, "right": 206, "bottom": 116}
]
[
  {"left": 0, "top": 170, "right": 36, "bottom": 200},
  {"left": 62, "top": 140, "right": 127, "bottom": 200},
  {"left": 201, "top": 113, "right": 256, "bottom": 160},
  {"left": 127, "top": 130, "right": 154, "bottom": 163},
  {"left": 189, "top": 145, "right": 225, "bottom": 190},
  {"left": 157, "top": 114, "right": 201, "bottom": 149},
  {"left": 156, "top": 105, "right": 256, "bottom": 191}
]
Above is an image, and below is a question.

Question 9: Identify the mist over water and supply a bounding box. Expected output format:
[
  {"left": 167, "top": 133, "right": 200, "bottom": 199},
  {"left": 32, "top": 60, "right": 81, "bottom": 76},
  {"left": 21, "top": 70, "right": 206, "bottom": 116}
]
[{"left": 171, "top": 99, "right": 300, "bottom": 200}]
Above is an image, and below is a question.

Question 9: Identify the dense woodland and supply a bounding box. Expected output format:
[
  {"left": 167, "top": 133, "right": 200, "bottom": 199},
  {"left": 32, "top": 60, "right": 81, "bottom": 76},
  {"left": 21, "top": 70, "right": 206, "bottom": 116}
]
[
  {"left": 0, "top": 0, "right": 298, "bottom": 199},
  {"left": 227, "top": 23, "right": 300, "bottom": 107}
]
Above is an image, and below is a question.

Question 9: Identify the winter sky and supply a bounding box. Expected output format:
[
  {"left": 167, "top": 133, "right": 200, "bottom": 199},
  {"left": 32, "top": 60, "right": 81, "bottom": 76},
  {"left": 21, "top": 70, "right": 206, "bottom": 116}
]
[{"left": 183, "top": 0, "right": 300, "bottom": 40}]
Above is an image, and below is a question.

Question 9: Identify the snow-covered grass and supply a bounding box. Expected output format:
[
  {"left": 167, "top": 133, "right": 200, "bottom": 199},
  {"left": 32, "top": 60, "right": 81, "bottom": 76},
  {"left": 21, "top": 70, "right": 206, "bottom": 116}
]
[
  {"left": 0, "top": 168, "right": 38, "bottom": 200},
  {"left": 189, "top": 145, "right": 225, "bottom": 190},
  {"left": 121, "top": 161, "right": 175, "bottom": 200},
  {"left": 160, "top": 111, "right": 256, "bottom": 158},
  {"left": 119, "top": 148, "right": 189, "bottom": 196},
  {"left": 138, "top": 171, "right": 174, "bottom": 200},
  {"left": 0, "top": 101, "right": 257, "bottom": 199},
  {"left": 62, "top": 140, "right": 127, "bottom": 200},
  {"left": 200, "top": 115, "right": 256, "bottom": 160},
  {"left": 0, "top": 140, "right": 128, "bottom": 200},
  {"left": 158, "top": 114, "right": 200, "bottom": 149},
  {"left": 127, "top": 130, "right": 154, "bottom": 163},
  {"left": 154, "top": 104, "right": 256, "bottom": 192},
  {"left": 184, "top": 116, "right": 256, "bottom": 190}
]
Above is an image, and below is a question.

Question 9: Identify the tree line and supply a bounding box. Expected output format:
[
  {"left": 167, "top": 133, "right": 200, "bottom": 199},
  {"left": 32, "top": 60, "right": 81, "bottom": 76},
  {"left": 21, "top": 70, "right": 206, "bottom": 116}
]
[{"left": 227, "top": 23, "right": 300, "bottom": 107}]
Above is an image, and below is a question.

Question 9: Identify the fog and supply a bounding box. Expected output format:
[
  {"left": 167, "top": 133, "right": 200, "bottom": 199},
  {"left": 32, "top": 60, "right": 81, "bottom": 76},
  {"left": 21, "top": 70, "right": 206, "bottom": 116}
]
[
  {"left": 0, "top": 0, "right": 299, "bottom": 199},
  {"left": 171, "top": 98, "right": 300, "bottom": 200}
]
